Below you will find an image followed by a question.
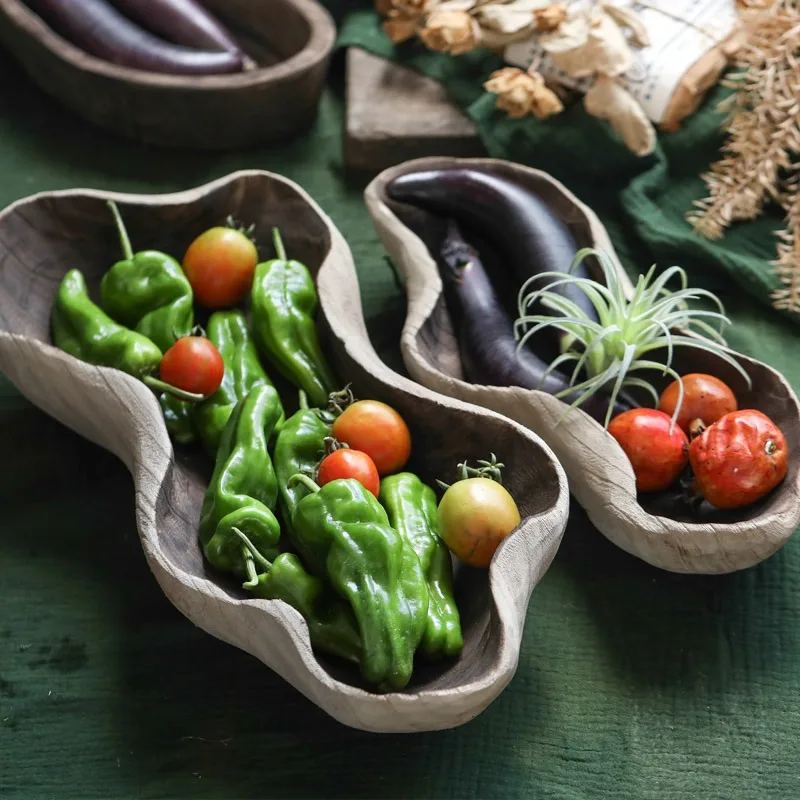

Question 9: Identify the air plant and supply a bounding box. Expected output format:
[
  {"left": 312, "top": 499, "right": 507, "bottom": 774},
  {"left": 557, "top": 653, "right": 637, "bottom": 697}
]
[{"left": 513, "top": 247, "right": 752, "bottom": 428}]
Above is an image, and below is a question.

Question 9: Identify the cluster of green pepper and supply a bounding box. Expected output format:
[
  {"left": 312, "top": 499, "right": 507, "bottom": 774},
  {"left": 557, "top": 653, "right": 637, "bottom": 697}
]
[
  {"left": 203, "top": 384, "right": 464, "bottom": 690},
  {"left": 49, "top": 202, "right": 464, "bottom": 691}
]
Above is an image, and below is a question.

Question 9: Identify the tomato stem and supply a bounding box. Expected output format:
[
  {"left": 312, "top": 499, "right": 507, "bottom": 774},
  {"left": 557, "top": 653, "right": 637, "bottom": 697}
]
[
  {"left": 143, "top": 376, "right": 205, "bottom": 402},
  {"left": 107, "top": 200, "right": 134, "bottom": 262},
  {"left": 272, "top": 227, "right": 287, "bottom": 262},
  {"left": 327, "top": 384, "right": 356, "bottom": 417}
]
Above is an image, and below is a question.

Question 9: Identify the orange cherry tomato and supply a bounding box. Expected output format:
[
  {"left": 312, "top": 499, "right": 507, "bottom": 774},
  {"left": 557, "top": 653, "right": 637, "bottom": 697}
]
[
  {"left": 160, "top": 336, "right": 224, "bottom": 399},
  {"left": 317, "top": 449, "right": 380, "bottom": 498},
  {"left": 658, "top": 373, "right": 738, "bottom": 434},
  {"left": 689, "top": 409, "right": 788, "bottom": 509},
  {"left": 437, "top": 477, "right": 521, "bottom": 568},
  {"left": 331, "top": 400, "right": 411, "bottom": 476},
  {"left": 182, "top": 226, "right": 258, "bottom": 309},
  {"left": 608, "top": 408, "right": 689, "bottom": 492}
]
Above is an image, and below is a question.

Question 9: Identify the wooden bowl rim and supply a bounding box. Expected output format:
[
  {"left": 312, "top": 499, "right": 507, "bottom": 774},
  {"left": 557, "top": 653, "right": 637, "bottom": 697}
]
[
  {"left": 0, "top": 0, "right": 336, "bottom": 89},
  {"left": 0, "top": 168, "right": 570, "bottom": 728},
  {"left": 363, "top": 155, "right": 800, "bottom": 571}
]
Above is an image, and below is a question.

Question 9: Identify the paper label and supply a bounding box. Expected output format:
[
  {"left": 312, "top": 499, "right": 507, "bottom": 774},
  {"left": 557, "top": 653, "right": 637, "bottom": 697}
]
[{"left": 504, "top": 0, "right": 738, "bottom": 123}]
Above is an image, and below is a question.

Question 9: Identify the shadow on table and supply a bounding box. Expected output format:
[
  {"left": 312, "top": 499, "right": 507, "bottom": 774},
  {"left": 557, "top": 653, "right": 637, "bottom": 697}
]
[{"left": 553, "top": 498, "right": 799, "bottom": 694}]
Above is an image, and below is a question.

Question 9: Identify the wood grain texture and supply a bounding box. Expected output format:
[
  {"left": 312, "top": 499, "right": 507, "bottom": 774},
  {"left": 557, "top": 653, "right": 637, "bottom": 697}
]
[
  {"left": 364, "top": 156, "right": 800, "bottom": 575},
  {"left": 0, "top": 0, "right": 335, "bottom": 149},
  {"left": 0, "top": 169, "right": 569, "bottom": 732},
  {"left": 344, "top": 47, "right": 484, "bottom": 172}
]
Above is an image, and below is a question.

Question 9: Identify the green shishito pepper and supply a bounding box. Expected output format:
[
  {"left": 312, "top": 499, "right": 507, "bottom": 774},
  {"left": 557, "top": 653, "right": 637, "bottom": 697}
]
[
  {"left": 272, "top": 390, "right": 331, "bottom": 536},
  {"left": 198, "top": 385, "right": 283, "bottom": 578},
  {"left": 379, "top": 473, "right": 463, "bottom": 659},
  {"left": 287, "top": 474, "right": 429, "bottom": 690},
  {"left": 52, "top": 267, "right": 163, "bottom": 378},
  {"left": 160, "top": 393, "right": 197, "bottom": 445},
  {"left": 235, "top": 531, "right": 362, "bottom": 666},
  {"left": 51, "top": 269, "right": 204, "bottom": 402},
  {"left": 251, "top": 228, "right": 337, "bottom": 407},
  {"left": 195, "top": 310, "right": 285, "bottom": 455},
  {"left": 100, "top": 200, "right": 193, "bottom": 354}
]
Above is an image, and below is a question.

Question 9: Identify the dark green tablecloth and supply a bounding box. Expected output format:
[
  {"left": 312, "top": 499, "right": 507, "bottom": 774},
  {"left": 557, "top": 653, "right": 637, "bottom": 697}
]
[{"left": 2, "top": 6, "right": 800, "bottom": 798}]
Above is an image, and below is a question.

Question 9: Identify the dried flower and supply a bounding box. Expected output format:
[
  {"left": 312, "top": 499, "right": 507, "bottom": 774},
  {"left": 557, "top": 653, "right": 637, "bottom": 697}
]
[
  {"left": 375, "top": 0, "right": 430, "bottom": 16},
  {"left": 535, "top": 3, "right": 567, "bottom": 32},
  {"left": 484, "top": 67, "right": 564, "bottom": 119},
  {"left": 687, "top": 0, "right": 800, "bottom": 311},
  {"left": 382, "top": 13, "right": 422, "bottom": 44},
  {"left": 541, "top": 7, "right": 634, "bottom": 78},
  {"left": 377, "top": 0, "right": 431, "bottom": 44},
  {"left": 419, "top": 9, "right": 480, "bottom": 55},
  {"left": 583, "top": 76, "right": 656, "bottom": 156}
]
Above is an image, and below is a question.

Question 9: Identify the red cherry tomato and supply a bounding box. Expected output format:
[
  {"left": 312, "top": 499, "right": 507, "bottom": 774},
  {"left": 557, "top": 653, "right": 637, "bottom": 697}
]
[
  {"left": 160, "top": 336, "right": 224, "bottom": 398},
  {"left": 608, "top": 408, "right": 689, "bottom": 492},
  {"left": 658, "top": 373, "right": 738, "bottom": 434},
  {"left": 689, "top": 409, "right": 788, "bottom": 509},
  {"left": 331, "top": 400, "right": 411, "bottom": 476},
  {"left": 437, "top": 477, "right": 521, "bottom": 568},
  {"left": 182, "top": 226, "right": 258, "bottom": 309},
  {"left": 317, "top": 448, "right": 380, "bottom": 498}
]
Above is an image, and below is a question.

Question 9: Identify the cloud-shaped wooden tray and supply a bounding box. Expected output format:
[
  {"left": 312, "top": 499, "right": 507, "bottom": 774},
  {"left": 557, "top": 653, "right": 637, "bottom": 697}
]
[
  {"left": 364, "top": 156, "right": 800, "bottom": 576},
  {"left": 0, "top": 0, "right": 335, "bottom": 149},
  {"left": 0, "top": 169, "right": 569, "bottom": 733}
]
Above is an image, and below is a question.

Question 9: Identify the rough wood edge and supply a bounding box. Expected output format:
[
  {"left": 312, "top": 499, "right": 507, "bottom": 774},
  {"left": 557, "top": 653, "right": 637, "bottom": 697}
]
[
  {"left": 0, "top": 0, "right": 335, "bottom": 88},
  {"left": 0, "top": 169, "right": 570, "bottom": 733},
  {"left": 363, "top": 155, "right": 800, "bottom": 575}
]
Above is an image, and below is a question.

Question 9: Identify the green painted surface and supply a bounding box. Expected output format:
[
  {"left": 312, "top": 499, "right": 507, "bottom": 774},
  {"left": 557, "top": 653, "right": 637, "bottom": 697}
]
[{"left": 1, "top": 6, "right": 799, "bottom": 798}]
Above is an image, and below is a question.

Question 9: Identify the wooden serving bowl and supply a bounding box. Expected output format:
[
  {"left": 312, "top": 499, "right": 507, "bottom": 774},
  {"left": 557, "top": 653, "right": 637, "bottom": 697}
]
[
  {"left": 0, "top": 0, "right": 335, "bottom": 149},
  {"left": 0, "top": 170, "right": 569, "bottom": 733},
  {"left": 364, "top": 156, "right": 800, "bottom": 576}
]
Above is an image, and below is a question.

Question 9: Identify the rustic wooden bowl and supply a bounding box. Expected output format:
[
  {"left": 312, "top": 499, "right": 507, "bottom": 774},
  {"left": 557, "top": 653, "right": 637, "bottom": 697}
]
[
  {"left": 0, "top": 169, "right": 569, "bottom": 733},
  {"left": 0, "top": 0, "right": 335, "bottom": 149},
  {"left": 364, "top": 156, "right": 800, "bottom": 575}
]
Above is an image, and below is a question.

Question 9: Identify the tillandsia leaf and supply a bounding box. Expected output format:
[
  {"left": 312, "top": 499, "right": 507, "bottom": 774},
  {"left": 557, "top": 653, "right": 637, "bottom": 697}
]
[
  {"left": 619, "top": 376, "right": 661, "bottom": 407},
  {"left": 518, "top": 272, "right": 616, "bottom": 313},
  {"left": 512, "top": 245, "right": 748, "bottom": 427},
  {"left": 537, "top": 292, "right": 594, "bottom": 325},
  {"left": 521, "top": 277, "right": 615, "bottom": 329},
  {"left": 556, "top": 362, "right": 621, "bottom": 425},
  {"left": 536, "top": 352, "right": 581, "bottom": 391},
  {"left": 515, "top": 316, "right": 601, "bottom": 353},
  {"left": 656, "top": 336, "right": 753, "bottom": 386},
  {"left": 570, "top": 324, "right": 620, "bottom": 385},
  {"left": 605, "top": 342, "right": 639, "bottom": 427}
]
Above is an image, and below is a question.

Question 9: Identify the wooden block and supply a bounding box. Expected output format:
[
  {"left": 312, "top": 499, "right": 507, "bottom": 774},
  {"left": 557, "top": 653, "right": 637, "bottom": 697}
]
[{"left": 345, "top": 47, "right": 484, "bottom": 172}]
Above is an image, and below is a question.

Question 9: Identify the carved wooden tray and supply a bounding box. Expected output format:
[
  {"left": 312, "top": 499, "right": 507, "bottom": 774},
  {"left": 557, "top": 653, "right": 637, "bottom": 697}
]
[
  {"left": 364, "top": 156, "right": 800, "bottom": 575},
  {"left": 0, "top": 0, "right": 335, "bottom": 149},
  {"left": 0, "top": 169, "right": 570, "bottom": 732}
]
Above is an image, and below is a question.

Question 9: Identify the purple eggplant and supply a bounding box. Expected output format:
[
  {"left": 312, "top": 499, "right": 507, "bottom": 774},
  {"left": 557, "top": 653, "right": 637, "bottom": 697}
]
[
  {"left": 437, "top": 219, "right": 632, "bottom": 424},
  {"left": 26, "top": 0, "right": 246, "bottom": 75},
  {"left": 386, "top": 167, "right": 599, "bottom": 328},
  {"left": 109, "top": 0, "right": 256, "bottom": 69}
]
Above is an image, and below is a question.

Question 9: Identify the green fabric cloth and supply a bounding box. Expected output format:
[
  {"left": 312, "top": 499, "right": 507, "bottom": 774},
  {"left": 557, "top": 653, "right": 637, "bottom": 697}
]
[{"left": 1, "top": 5, "right": 800, "bottom": 798}]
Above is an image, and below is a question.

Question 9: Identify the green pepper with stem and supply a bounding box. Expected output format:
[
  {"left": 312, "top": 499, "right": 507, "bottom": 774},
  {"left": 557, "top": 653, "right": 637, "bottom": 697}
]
[
  {"left": 287, "top": 473, "right": 428, "bottom": 690},
  {"left": 198, "top": 385, "right": 283, "bottom": 578},
  {"left": 272, "top": 389, "right": 332, "bottom": 537},
  {"left": 195, "top": 310, "right": 284, "bottom": 456},
  {"left": 235, "top": 529, "right": 362, "bottom": 665},
  {"left": 251, "top": 228, "right": 337, "bottom": 407},
  {"left": 100, "top": 200, "right": 194, "bottom": 354},
  {"left": 379, "top": 473, "right": 463, "bottom": 659},
  {"left": 51, "top": 269, "right": 202, "bottom": 402},
  {"left": 160, "top": 393, "right": 197, "bottom": 445}
]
